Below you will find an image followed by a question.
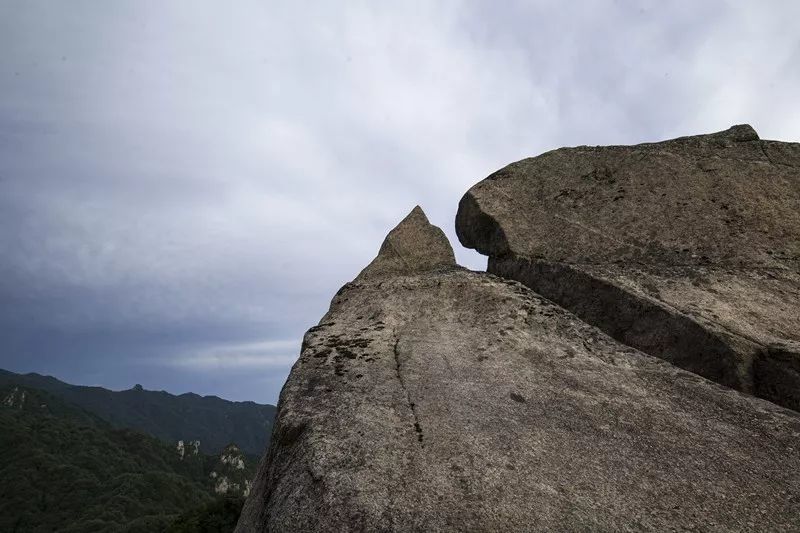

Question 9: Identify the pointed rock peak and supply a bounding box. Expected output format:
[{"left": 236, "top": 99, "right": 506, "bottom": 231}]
[
  {"left": 355, "top": 206, "right": 456, "bottom": 281},
  {"left": 404, "top": 205, "right": 427, "bottom": 223},
  {"left": 710, "top": 124, "right": 759, "bottom": 142},
  {"left": 663, "top": 124, "right": 759, "bottom": 146}
]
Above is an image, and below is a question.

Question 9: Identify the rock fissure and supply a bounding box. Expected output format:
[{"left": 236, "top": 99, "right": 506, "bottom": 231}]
[
  {"left": 759, "top": 141, "right": 774, "bottom": 165},
  {"left": 393, "top": 336, "right": 425, "bottom": 448},
  {"left": 489, "top": 255, "right": 759, "bottom": 392}
]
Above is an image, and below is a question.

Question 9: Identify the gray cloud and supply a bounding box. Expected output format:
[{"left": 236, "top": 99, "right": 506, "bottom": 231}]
[{"left": 1, "top": 1, "right": 799, "bottom": 403}]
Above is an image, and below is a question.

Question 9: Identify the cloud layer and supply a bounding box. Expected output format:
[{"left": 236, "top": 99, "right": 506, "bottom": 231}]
[{"left": 1, "top": 1, "right": 798, "bottom": 402}]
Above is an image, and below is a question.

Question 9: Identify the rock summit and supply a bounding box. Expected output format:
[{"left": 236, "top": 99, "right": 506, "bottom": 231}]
[{"left": 238, "top": 127, "right": 800, "bottom": 532}]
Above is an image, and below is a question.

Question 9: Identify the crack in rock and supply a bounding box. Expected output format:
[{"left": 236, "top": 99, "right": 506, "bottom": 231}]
[
  {"left": 760, "top": 141, "right": 774, "bottom": 165},
  {"left": 393, "top": 337, "right": 425, "bottom": 447}
]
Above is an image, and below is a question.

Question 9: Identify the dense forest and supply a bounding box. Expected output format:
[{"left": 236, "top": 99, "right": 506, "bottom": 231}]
[
  {"left": 0, "top": 385, "right": 256, "bottom": 532},
  {"left": 165, "top": 496, "right": 247, "bottom": 533},
  {"left": 0, "top": 369, "right": 276, "bottom": 455}
]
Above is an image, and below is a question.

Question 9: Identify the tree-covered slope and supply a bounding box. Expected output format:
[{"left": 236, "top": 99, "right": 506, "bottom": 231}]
[
  {"left": 165, "top": 496, "right": 246, "bottom": 533},
  {"left": 0, "top": 368, "right": 276, "bottom": 455},
  {"left": 0, "top": 385, "right": 226, "bottom": 532}
]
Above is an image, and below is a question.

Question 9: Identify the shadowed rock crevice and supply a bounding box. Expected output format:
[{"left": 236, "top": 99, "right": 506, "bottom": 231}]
[
  {"left": 754, "top": 342, "right": 800, "bottom": 411},
  {"left": 393, "top": 337, "right": 425, "bottom": 447},
  {"left": 457, "top": 125, "right": 800, "bottom": 412},
  {"left": 489, "top": 255, "right": 759, "bottom": 392}
]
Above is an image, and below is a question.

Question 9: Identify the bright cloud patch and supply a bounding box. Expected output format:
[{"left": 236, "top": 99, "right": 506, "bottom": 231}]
[{"left": 167, "top": 340, "right": 300, "bottom": 371}]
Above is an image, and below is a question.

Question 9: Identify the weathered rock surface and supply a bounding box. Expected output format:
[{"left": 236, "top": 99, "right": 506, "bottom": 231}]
[
  {"left": 355, "top": 206, "right": 456, "bottom": 281},
  {"left": 238, "top": 207, "right": 800, "bottom": 532},
  {"left": 457, "top": 125, "right": 800, "bottom": 411}
]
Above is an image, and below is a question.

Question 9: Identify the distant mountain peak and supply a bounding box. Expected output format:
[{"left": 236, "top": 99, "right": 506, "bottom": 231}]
[{"left": 0, "top": 368, "right": 275, "bottom": 454}]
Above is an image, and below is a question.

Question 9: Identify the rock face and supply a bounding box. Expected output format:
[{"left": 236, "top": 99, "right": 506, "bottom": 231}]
[
  {"left": 211, "top": 444, "right": 253, "bottom": 497},
  {"left": 237, "top": 206, "right": 800, "bottom": 532},
  {"left": 355, "top": 205, "right": 456, "bottom": 281},
  {"left": 176, "top": 439, "right": 200, "bottom": 459},
  {"left": 457, "top": 125, "right": 800, "bottom": 411}
]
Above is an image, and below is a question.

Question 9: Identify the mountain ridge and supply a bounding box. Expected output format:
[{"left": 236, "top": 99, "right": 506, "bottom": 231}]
[
  {"left": 0, "top": 368, "right": 276, "bottom": 455},
  {"left": 1, "top": 383, "right": 257, "bottom": 531}
]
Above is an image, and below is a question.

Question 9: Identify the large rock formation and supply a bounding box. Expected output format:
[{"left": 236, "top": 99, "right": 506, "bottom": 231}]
[
  {"left": 355, "top": 206, "right": 456, "bottom": 281},
  {"left": 457, "top": 125, "right": 800, "bottom": 411},
  {"left": 238, "top": 205, "right": 800, "bottom": 532}
]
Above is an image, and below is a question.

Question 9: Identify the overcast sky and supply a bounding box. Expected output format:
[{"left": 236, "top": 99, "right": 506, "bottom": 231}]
[{"left": 1, "top": 1, "right": 799, "bottom": 404}]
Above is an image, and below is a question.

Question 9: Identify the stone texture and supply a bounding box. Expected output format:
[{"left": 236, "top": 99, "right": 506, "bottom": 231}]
[
  {"left": 456, "top": 125, "right": 800, "bottom": 411},
  {"left": 355, "top": 206, "right": 456, "bottom": 281},
  {"left": 238, "top": 207, "right": 800, "bottom": 532}
]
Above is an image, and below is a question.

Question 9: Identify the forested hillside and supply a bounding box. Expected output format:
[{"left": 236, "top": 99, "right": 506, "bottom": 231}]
[
  {"left": 0, "top": 385, "right": 253, "bottom": 532},
  {"left": 0, "top": 369, "right": 275, "bottom": 455}
]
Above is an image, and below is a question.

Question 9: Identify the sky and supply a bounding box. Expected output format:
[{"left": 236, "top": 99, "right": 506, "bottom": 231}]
[{"left": 1, "top": 1, "right": 799, "bottom": 404}]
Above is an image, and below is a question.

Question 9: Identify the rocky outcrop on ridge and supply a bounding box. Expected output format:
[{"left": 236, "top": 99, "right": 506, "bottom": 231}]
[
  {"left": 457, "top": 125, "right": 800, "bottom": 411},
  {"left": 0, "top": 368, "right": 276, "bottom": 455},
  {"left": 238, "top": 204, "right": 800, "bottom": 532},
  {"left": 210, "top": 444, "right": 254, "bottom": 497}
]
